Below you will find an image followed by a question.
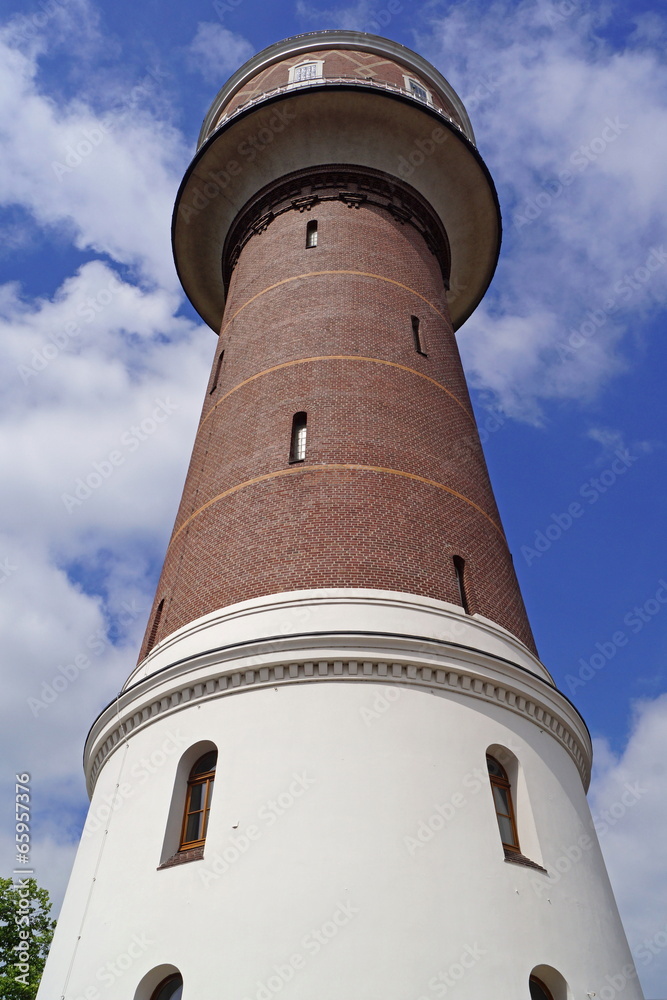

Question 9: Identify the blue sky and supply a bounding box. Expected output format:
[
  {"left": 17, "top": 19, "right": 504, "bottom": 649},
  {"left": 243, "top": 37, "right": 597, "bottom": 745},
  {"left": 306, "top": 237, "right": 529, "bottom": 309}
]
[{"left": 1, "top": 0, "right": 666, "bottom": 995}]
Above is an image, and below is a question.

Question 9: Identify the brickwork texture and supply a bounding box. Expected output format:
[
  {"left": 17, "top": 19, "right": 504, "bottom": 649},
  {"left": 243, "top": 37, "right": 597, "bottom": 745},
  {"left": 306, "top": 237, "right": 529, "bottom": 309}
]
[{"left": 138, "top": 173, "right": 536, "bottom": 660}]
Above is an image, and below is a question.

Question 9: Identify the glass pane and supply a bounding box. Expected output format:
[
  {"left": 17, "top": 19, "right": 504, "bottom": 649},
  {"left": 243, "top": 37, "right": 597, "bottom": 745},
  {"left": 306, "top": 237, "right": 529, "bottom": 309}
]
[
  {"left": 487, "top": 756, "right": 504, "bottom": 778},
  {"left": 295, "top": 63, "right": 318, "bottom": 81},
  {"left": 529, "top": 979, "right": 551, "bottom": 1000},
  {"left": 185, "top": 811, "right": 202, "bottom": 843},
  {"left": 492, "top": 784, "right": 510, "bottom": 815},
  {"left": 191, "top": 751, "right": 217, "bottom": 776},
  {"left": 154, "top": 976, "right": 183, "bottom": 1000},
  {"left": 189, "top": 782, "right": 205, "bottom": 811},
  {"left": 410, "top": 80, "right": 428, "bottom": 101},
  {"left": 296, "top": 425, "right": 307, "bottom": 460},
  {"left": 498, "top": 813, "right": 515, "bottom": 846}
]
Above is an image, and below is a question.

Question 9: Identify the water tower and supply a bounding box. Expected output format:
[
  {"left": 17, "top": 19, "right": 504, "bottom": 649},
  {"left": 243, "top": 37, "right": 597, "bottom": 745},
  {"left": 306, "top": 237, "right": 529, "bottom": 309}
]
[{"left": 38, "top": 31, "right": 643, "bottom": 1000}]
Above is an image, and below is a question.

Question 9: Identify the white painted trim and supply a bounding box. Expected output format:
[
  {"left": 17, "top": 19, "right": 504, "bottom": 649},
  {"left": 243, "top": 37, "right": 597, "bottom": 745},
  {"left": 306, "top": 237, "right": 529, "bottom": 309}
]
[
  {"left": 402, "top": 74, "right": 433, "bottom": 105},
  {"left": 288, "top": 59, "right": 324, "bottom": 84}
]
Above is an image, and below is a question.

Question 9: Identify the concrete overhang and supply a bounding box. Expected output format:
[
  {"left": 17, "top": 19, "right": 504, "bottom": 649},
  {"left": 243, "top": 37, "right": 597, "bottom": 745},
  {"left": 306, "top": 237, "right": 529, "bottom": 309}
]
[{"left": 173, "top": 86, "right": 501, "bottom": 333}]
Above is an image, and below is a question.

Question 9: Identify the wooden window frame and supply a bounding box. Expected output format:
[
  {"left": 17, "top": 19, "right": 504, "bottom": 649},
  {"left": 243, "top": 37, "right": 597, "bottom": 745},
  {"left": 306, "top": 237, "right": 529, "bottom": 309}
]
[
  {"left": 179, "top": 754, "right": 216, "bottom": 852},
  {"left": 529, "top": 975, "right": 555, "bottom": 1000},
  {"left": 149, "top": 974, "right": 183, "bottom": 1000},
  {"left": 487, "top": 754, "right": 520, "bottom": 852}
]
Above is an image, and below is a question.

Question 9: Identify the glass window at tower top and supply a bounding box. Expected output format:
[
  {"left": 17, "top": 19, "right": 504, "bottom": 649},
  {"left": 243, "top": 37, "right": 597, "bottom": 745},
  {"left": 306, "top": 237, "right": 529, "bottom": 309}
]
[
  {"left": 408, "top": 79, "right": 429, "bottom": 101},
  {"left": 294, "top": 62, "right": 319, "bottom": 81}
]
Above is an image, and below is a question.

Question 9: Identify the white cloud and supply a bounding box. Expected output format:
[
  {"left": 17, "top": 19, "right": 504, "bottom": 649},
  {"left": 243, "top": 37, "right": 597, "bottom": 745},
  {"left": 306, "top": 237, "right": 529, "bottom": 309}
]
[
  {"left": 413, "top": 1, "right": 667, "bottom": 421},
  {"left": 187, "top": 22, "right": 255, "bottom": 84},
  {"left": 589, "top": 696, "right": 667, "bottom": 998},
  {"left": 0, "top": 2, "right": 215, "bottom": 911},
  {"left": 0, "top": 16, "right": 187, "bottom": 290}
]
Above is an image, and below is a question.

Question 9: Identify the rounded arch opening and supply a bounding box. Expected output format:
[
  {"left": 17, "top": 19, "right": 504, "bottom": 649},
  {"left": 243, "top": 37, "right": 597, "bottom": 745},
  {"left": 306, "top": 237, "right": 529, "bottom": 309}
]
[
  {"left": 134, "top": 965, "right": 182, "bottom": 1000},
  {"left": 486, "top": 743, "right": 542, "bottom": 865},
  {"left": 530, "top": 964, "right": 573, "bottom": 1000},
  {"left": 159, "top": 739, "right": 218, "bottom": 865}
]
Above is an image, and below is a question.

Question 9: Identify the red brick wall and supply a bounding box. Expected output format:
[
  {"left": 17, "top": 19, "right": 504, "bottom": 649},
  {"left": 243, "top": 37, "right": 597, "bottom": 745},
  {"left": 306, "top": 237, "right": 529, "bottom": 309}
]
[
  {"left": 217, "top": 49, "right": 461, "bottom": 126},
  {"left": 139, "top": 181, "right": 535, "bottom": 660}
]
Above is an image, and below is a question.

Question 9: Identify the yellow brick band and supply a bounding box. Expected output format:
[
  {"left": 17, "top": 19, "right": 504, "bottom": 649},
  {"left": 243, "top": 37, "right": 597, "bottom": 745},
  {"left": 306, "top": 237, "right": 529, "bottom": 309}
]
[
  {"left": 220, "top": 270, "right": 450, "bottom": 338},
  {"left": 200, "top": 355, "right": 475, "bottom": 432},
  {"left": 169, "top": 463, "right": 504, "bottom": 548}
]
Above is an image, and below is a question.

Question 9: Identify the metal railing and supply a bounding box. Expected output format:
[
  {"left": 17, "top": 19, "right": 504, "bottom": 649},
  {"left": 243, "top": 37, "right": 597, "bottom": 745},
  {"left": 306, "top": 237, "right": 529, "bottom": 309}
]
[{"left": 205, "top": 75, "right": 469, "bottom": 143}]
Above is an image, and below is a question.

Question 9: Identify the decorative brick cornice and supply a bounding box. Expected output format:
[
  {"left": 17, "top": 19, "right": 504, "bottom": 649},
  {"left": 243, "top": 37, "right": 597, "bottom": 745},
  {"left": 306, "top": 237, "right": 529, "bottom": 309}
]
[
  {"left": 86, "top": 652, "right": 591, "bottom": 795},
  {"left": 222, "top": 164, "right": 451, "bottom": 290}
]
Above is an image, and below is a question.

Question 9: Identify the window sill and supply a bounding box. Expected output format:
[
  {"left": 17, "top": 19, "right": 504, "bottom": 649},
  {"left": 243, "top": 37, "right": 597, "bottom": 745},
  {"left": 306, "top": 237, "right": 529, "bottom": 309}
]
[
  {"left": 157, "top": 845, "right": 204, "bottom": 869},
  {"left": 503, "top": 847, "right": 548, "bottom": 873}
]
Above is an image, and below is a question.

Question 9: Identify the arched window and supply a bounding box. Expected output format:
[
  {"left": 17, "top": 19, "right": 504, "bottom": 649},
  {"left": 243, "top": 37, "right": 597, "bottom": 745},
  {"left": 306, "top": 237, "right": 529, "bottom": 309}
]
[
  {"left": 453, "top": 556, "right": 469, "bottom": 613},
  {"left": 487, "top": 754, "right": 520, "bottom": 852},
  {"left": 290, "top": 412, "right": 307, "bottom": 463},
  {"left": 529, "top": 975, "right": 555, "bottom": 1000},
  {"left": 150, "top": 975, "right": 183, "bottom": 1000},
  {"left": 210, "top": 349, "right": 224, "bottom": 394},
  {"left": 179, "top": 751, "right": 217, "bottom": 851},
  {"left": 306, "top": 219, "right": 318, "bottom": 248},
  {"left": 145, "top": 598, "right": 164, "bottom": 655}
]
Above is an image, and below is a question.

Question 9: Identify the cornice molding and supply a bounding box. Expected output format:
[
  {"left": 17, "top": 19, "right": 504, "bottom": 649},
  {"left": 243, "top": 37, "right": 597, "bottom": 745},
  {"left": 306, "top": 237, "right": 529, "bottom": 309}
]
[
  {"left": 221, "top": 164, "right": 451, "bottom": 290},
  {"left": 85, "top": 645, "right": 591, "bottom": 796}
]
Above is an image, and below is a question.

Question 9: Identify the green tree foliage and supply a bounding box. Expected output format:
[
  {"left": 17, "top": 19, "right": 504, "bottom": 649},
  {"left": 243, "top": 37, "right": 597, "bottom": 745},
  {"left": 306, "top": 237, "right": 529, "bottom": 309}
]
[{"left": 0, "top": 878, "right": 56, "bottom": 999}]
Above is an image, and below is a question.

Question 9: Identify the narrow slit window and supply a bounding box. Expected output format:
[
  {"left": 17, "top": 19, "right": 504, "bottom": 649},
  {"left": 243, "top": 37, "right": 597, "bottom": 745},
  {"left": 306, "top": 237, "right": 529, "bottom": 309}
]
[
  {"left": 487, "top": 755, "right": 520, "bottom": 852},
  {"left": 306, "top": 220, "right": 318, "bottom": 248},
  {"left": 290, "top": 412, "right": 307, "bottom": 463},
  {"left": 453, "top": 556, "right": 469, "bottom": 613},
  {"left": 179, "top": 751, "right": 217, "bottom": 851},
  {"left": 411, "top": 315, "right": 427, "bottom": 355},
  {"left": 146, "top": 598, "right": 164, "bottom": 654},
  {"left": 210, "top": 350, "right": 224, "bottom": 394}
]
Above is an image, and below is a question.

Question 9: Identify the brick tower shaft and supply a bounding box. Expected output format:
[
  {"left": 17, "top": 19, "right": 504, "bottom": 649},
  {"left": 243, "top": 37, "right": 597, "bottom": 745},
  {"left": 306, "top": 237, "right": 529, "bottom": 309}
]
[{"left": 140, "top": 166, "right": 534, "bottom": 659}]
